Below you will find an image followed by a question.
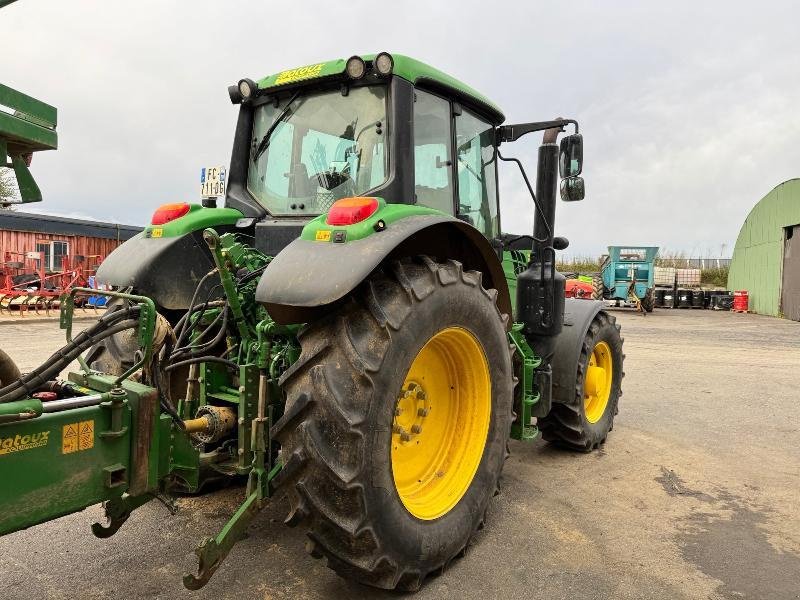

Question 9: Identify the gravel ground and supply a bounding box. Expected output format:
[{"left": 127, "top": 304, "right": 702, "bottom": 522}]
[{"left": 0, "top": 308, "right": 798, "bottom": 600}]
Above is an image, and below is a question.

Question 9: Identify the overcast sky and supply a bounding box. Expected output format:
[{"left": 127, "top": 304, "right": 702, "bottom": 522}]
[{"left": 4, "top": 0, "right": 799, "bottom": 258}]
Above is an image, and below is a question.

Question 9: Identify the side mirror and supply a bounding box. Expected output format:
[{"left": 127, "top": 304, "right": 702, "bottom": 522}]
[
  {"left": 560, "top": 176, "right": 585, "bottom": 202},
  {"left": 559, "top": 133, "right": 583, "bottom": 178}
]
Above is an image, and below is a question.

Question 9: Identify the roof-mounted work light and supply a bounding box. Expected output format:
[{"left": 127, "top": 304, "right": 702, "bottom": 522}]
[
  {"left": 237, "top": 78, "right": 258, "bottom": 101},
  {"left": 345, "top": 56, "right": 366, "bottom": 80},
  {"left": 374, "top": 52, "right": 394, "bottom": 75}
]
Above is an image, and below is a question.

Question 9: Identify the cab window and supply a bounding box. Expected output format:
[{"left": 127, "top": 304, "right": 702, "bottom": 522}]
[
  {"left": 413, "top": 90, "right": 454, "bottom": 214},
  {"left": 455, "top": 109, "right": 499, "bottom": 237}
]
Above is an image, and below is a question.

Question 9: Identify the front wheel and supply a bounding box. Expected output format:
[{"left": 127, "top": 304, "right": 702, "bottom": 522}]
[
  {"left": 272, "top": 257, "right": 513, "bottom": 590},
  {"left": 539, "top": 311, "right": 624, "bottom": 451}
]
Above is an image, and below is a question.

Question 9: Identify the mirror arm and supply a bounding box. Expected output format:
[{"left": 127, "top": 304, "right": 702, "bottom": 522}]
[{"left": 497, "top": 119, "right": 579, "bottom": 144}]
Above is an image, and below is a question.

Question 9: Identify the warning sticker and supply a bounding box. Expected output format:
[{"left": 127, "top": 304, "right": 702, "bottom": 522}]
[
  {"left": 79, "top": 420, "right": 94, "bottom": 451},
  {"left": 62, "top": 420, "right": 94, "bottom": 454}
]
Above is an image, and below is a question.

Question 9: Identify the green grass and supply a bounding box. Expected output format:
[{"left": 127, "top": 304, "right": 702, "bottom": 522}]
[{"left": 699, "top": 266, "right": 729, "bottom": 287}]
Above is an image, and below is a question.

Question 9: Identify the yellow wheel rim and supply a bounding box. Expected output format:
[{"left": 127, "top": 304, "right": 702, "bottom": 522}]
[
  {"left": 391, "top": 327, "right": 491, "bottom": 520},
  {"left": 584, "top": 341, "right": 613, "bottom": 424}
]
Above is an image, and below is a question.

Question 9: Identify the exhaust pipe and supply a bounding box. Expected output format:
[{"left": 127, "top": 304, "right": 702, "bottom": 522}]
[{"left": 516, "top": 123, "right": 566, "bottom": 363}]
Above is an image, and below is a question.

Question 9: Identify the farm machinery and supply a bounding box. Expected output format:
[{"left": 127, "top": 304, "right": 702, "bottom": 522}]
[
  {"left": 0, "top": 251, "right": 103, "bottom": 315},
  {"left": 0, "top": 53, "right": 625, "bottom": 591},
  {"left": 0, "top": 20, "right": 103, "bottom": 316},
  {"left": 593, "top": 245, "right": 659, "bottom": 312}
]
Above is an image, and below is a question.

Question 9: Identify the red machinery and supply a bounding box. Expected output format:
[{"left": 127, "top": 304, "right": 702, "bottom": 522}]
[
  {"left": 0, "top": 251, "right": 103, "bottom": 316},
  {"left": 565, "top": 278, "right": 595, "bottom": 299}
]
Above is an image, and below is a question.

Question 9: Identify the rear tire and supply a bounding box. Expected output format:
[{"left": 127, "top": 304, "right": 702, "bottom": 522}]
[
  {"left": 591, "top": 274, "right": 604, "bottom": 301},
  {"left": 641, "top": 288, "right": 655, "bottom": 312},
  {"left": 539, "top": 311, "right": 624, "bottom": 451},
  {"left": 272, "top": 256, "right": 513, "bottom": 591},
  {"left": 0, "top": 348, "right": 21, "bottom": 390}
]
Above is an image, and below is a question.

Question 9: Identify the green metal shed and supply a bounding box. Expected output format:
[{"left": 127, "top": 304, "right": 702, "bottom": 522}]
[{"left": 728, "top": 178, "right": 800, "bottom": 320}]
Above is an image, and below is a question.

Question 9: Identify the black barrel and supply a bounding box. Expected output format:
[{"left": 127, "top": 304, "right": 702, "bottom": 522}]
[
  {"left": 654, "top": 288, "right": 666, "bottom": 308},
  {"left": 663, "top": 290, "right": 675, "bottom": 308},
  {"left": 691, "top": 290, "right": 705, "bottom": 308},
  {"left": 677, "top": 289, "right": 692, "bottom": 308},
  {"left": 716, "top": 293, "right": 734, "bottom": 311},
  {"left": 703, "top": 292, "right": 712, "bottom": 308}
]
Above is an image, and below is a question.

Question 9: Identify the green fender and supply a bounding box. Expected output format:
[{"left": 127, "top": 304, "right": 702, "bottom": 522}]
[{"left": 256, "top": 214, "right": 512, "bottom": 325}]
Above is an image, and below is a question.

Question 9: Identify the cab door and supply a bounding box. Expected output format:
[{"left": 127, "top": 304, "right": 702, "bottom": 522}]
[{"left": 454, "top": 108, "right": 500, "bottom": 238}]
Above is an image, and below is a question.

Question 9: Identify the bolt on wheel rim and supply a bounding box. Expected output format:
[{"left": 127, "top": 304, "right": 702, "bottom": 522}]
[
  {"left": 584, "top": 340, "right": 613, "bottom": 424},
  {"left": 391, "top": 327, "right": 491, "bottom": 521}
]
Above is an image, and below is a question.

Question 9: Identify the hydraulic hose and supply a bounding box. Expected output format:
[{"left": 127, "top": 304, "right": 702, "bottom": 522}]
[
  {"left": 0, "top": 307, "right": 141, "bottom": 403},
  {"left": 173, "top": 271, "right": 220, "bottom": 349},
  {"left": 171, "top": 300, "right": 226, "bottom": 345},
  {"left": 164, "top": 356, "right": 238, "bottom": 373},
  {"left": 171, "top": 306, "right": 229, "bottom": 360},
  {"left": 0, "top": 319, "right": 139, "bottom": 403}
]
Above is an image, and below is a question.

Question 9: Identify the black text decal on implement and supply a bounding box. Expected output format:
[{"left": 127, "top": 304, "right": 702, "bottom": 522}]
[{"left": 0, "top": 431, "right": 50, "bottom": 455}]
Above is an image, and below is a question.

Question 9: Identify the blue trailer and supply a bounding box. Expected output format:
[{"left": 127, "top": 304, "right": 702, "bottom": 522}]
[{"left": 593, "top": 246, "right": 659, "bottom": 312}]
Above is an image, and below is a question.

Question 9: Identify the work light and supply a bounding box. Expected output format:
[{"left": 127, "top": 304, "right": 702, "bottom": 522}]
[
  {"left": 346, "top": 56, "right": 366, "bottom": 80},
  {"left": 237, "top": 78, "right": 257, "bottom": 100},
  {"left": 375, "top": 52, "right": 394, "bottom": 75}
]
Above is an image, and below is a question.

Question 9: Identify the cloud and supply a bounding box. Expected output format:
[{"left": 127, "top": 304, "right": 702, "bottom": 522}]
[{"left": 3, "top": 0, "right": 798, "bottom": 258}]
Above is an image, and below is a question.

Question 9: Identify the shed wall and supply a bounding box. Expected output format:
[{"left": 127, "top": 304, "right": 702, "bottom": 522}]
[
  {"left": 728, "top": 179, "right": 800, "bottom": 316},
  {"left": 1, "top": 230, "right": 124, "bottom": 264}
]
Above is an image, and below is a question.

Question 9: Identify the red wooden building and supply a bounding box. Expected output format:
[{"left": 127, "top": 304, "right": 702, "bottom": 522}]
[{"left": 0, "top": 210, "right": 141, "bottom": 273}]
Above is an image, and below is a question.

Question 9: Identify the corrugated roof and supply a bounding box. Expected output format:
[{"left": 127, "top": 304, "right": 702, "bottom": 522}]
[{"left": 0, "top": 210, "right": 142, "bottom": 241}]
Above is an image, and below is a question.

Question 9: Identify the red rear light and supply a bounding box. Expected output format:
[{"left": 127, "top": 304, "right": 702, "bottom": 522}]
[
  {"left": 325, "top": 197, "right": 379, "bottom": 226},
  {"left": 151, "top": 202, "right": 191, "bottom": 225}
]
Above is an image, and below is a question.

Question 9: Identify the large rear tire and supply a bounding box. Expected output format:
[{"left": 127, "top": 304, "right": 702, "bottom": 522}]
[
  {"left": 539, "top": 311, "right": 624, "bottom": 451},
  {"left": 272, "top": 257, "right": 513, "bottom": 590},
  {"left": 0, "top": 348, "right": 21, "bottom": 390}
]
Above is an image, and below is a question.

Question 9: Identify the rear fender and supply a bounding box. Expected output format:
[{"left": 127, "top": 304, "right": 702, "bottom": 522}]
[
  {"left": 95, "top": 206, "right": 243, "bottom": 310},
  {"left": 256, "top": 214, "right": 511, "bottom": 325}
]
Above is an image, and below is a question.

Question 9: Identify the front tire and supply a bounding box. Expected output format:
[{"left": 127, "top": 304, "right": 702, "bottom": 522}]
[
  {"left": 272, "top": 257, "right": 513, "bottom": 590},
  {"left": 539, "top": 311, "right": 624, "bottom": 451}
]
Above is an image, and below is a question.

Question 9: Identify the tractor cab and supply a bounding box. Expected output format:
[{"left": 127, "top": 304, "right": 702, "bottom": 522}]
[{"left": 226, "top": 54, "right": 523, "bottom": 250}]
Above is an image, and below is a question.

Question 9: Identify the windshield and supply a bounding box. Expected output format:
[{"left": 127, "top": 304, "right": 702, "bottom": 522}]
[{"left": 247, "top": 85, "right": 388, "bottom": 216}]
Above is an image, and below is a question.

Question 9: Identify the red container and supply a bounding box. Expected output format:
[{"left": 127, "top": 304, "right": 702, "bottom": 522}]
[{"left": 733, "top": 290, "right": 749, "bottom": 313}]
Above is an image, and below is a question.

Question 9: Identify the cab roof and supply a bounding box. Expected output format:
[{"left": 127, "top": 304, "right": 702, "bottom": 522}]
[{"left": 255, "top": 53, "right": 505, "bottom": 124}]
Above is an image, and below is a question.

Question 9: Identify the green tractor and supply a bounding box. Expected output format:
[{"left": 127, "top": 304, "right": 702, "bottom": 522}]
[{"left": 0, "top": 53, "right": 624, "bottom": 591}]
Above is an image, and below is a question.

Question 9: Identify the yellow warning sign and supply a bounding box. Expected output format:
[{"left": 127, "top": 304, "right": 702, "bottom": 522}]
[
  {"left": 79, "top": 420, "right": 94, "bottom": 451},
  {"left": 62, "top": 423, "right": 78, "bottom": 454},
  {"left": 62, "top": 420, "right": 94, "bottom": 454}
]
